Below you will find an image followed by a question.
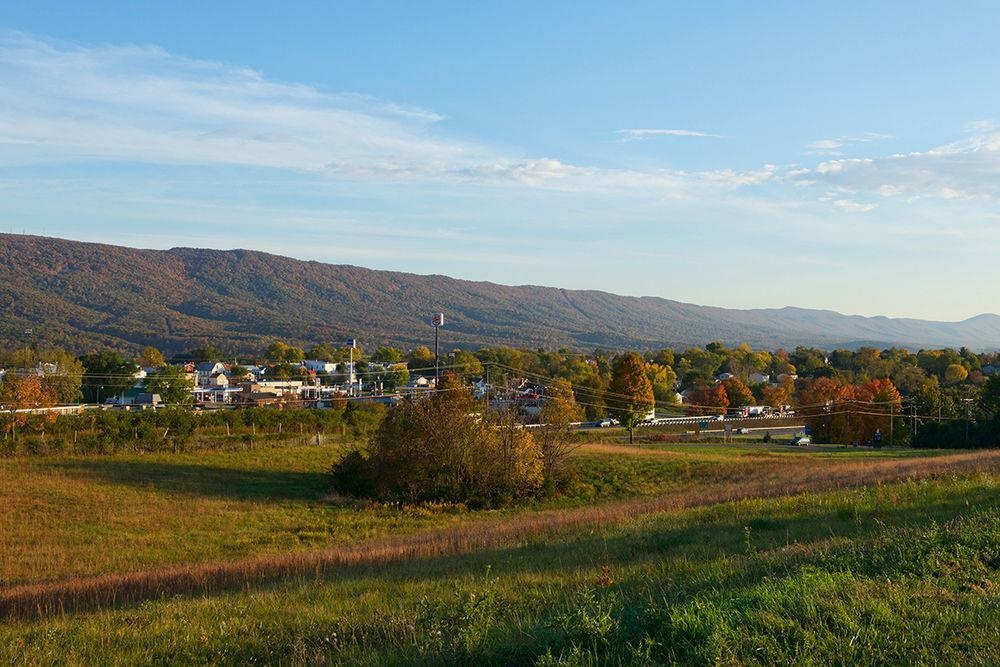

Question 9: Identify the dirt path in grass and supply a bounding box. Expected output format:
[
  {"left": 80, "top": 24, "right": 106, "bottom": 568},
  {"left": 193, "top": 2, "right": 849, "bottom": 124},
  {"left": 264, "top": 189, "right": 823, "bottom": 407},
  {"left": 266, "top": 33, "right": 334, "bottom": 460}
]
[{"left": 3, "top": 449, "right": 998, "bottom": 620}]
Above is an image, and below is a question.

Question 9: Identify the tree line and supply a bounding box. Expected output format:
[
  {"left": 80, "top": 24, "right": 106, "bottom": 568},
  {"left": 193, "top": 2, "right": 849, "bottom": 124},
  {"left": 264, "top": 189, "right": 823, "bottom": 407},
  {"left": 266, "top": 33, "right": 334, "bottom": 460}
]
[{"left": 2, "top": 339, "right": 998, "bottom": 452}]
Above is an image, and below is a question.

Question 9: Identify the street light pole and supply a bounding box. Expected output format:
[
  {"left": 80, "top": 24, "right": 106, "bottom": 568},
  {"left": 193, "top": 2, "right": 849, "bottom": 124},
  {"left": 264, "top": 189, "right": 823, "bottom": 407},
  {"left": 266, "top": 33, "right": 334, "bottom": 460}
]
[{"left": 346, "top": 338, "right": 357, "bottom": 397}]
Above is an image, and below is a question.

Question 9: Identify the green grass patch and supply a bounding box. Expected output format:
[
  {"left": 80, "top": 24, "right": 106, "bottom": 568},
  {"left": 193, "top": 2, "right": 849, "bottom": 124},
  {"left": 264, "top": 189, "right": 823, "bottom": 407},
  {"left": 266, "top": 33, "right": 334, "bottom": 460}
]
[
  {"left": 0, "top": 441, "right": 759, "bottom": 585},
  {"left": 1, "top": 473, "right": 996, "bottom": 664}
]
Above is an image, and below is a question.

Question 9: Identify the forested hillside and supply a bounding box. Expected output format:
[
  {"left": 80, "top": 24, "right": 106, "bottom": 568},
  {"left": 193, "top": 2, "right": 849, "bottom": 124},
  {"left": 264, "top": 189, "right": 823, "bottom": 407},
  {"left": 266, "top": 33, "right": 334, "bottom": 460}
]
[{"left": 1, "top": 234, "right": 998, "bottom": 355}]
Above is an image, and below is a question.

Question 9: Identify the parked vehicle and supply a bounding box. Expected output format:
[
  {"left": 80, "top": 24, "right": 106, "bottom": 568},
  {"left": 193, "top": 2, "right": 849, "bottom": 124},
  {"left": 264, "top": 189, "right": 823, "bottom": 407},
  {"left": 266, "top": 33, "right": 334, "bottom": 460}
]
[
  {"left": 790, "top": 435, "right": 811, "bottom": 446},
  {"left": 735, "top": 427, "right": 749, "bottom": 434},
  {"left": 598, "top": 418, "right": 619, "bottom": 428}
]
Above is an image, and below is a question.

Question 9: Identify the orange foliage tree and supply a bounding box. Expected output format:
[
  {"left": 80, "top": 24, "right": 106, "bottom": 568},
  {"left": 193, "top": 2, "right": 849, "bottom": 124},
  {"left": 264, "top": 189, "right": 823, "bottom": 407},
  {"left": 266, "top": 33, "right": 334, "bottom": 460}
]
[
  {"left": 686, "top": 382, "right": 729, "bottom": 416},
  {"left": 608, "top": 352, "right": 655, "bottom": 443},
  {"left": 0, "top": 374, "right": 57, "bottom": 440},
  {"left": 722, "top": 377, "right": 755, "bottom": 408},
  {"left": 761, "top": 377, "right": 795, "bottom": 409},
  {"left": 796, "top": 376, "right": 903, "bottom": 444}
]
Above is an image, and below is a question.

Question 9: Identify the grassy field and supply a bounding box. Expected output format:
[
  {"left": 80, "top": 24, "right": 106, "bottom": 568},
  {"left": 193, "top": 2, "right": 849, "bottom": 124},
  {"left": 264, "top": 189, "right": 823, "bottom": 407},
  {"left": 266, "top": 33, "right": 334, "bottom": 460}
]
[
  {"left": 1, "top": 440, "right": 998, "bottom": 664},
  {"left": 0, "top": 440, "right": 961, "bottom": 586}
]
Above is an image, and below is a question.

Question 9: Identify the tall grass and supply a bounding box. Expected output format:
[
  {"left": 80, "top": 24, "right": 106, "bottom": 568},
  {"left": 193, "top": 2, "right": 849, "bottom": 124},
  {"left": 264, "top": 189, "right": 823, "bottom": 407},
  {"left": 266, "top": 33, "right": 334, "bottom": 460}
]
[
  {"left": 3, "top": 448, "right": 997, "bottom": 620},
  {"left": 1, "top": 472, "right": 997, "bottom": 665}
]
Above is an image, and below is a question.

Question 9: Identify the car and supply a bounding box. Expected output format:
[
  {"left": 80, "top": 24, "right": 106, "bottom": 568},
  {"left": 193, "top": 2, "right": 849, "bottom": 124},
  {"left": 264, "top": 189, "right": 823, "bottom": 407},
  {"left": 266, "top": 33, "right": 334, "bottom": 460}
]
[
  {"left": 598, "top": 418, "right": 619, "bottom": 428},
  {"left": 790, "top": 435, "right": 811, "bottom": 446},
  {"left": 735, "top": 427, "right": 749, "bottom": 435}
]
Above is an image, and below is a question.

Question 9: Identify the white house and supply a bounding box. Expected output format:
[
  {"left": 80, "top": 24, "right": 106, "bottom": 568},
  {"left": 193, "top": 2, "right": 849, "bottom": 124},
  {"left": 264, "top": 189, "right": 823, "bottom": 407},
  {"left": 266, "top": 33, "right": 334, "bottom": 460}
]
[
  {"left": 303, "top": 359, "right": 338, "bottom": 374},
  {"left": 472, "top": 378, "right": 493, "bottom": 399},
  {"left": 195, "top": 362, "right": 228, "bottom": 387}
]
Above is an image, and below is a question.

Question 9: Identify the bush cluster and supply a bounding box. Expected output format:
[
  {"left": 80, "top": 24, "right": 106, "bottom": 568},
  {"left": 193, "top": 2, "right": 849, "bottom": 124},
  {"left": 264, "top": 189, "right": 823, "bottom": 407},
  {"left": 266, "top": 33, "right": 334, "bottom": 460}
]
[
  {"left": 0, "top": 403, "right": 384, "bottom": 456},
  {"left": 332, "top": 374, "right": 577, "bottom": 508}
]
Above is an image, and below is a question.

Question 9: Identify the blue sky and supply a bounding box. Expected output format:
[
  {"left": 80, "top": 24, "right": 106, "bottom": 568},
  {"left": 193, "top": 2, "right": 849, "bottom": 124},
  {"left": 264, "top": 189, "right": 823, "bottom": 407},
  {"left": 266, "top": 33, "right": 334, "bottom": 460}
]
[{"left": 1, "top": 2, "right": 998, "bottom": 321}]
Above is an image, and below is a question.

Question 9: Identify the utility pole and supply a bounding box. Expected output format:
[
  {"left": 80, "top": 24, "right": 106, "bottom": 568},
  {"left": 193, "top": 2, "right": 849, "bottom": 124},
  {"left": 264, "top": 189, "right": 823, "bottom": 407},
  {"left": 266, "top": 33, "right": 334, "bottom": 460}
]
[
  {"left": 963, "top": 398, "right": 974, "bottom": 446},
  {"left": 432, "top": 313, "right": 444, "bottom": 384},
  {"left": 889, "top": 402, "right": 894, "bottom": 447}
]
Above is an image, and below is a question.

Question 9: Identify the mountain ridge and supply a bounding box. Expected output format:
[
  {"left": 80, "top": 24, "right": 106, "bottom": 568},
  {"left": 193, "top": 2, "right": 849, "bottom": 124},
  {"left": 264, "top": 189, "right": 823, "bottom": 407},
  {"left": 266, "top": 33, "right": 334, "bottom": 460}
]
[{"left": 1, "top": 234, "right": 997, "bottom": 355}]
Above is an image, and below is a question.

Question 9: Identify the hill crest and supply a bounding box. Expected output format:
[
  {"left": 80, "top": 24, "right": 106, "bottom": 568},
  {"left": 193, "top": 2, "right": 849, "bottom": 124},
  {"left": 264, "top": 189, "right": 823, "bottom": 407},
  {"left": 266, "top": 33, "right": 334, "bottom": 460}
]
[{"left": 1, "top": 234, "right": 997, "bottom": 354}]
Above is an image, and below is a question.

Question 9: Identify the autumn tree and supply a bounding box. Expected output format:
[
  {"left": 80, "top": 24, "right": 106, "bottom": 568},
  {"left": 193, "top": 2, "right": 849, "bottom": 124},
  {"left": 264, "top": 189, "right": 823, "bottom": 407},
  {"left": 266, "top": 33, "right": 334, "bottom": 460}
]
[
  {"left": 760, "top": 377, "right": 795, "bottom": 409},
  {"left": 266, "top": 341, "right": 305, "bottom": 363},
  {"left": 536, "top": 378, "right": 582, "bottom": 487},
  {"left": 649, "top": 348, "right": 675, "bottom": 367},
  {"left": 371, "top": 346, "right": 404, "bottom": 363},
  {"left": 334, "top": 373, "right": 542, "bottom": 506},
  {"left": 607, "top": 353, "right": 655, "bottom": 444},
  {"left": 0, "top": 374, "right": 57, "bottom": 440},
  {"left": 139, "top": 346, "right": 166, "bottom": 368},
  {"left": 685, "top": 382, "right": 729, "bottom": 416},
  {"left": 450, "top": 349, "right": 484, "bottom": 376},
  {"left": 722, "top": 377, "right": 755, "bottom": 408},
  {"left": 944, "top": 363, "right": 969, "bottom": 383},
  {"left": 407, "top": 345, "right": 436, "bottom": 371},
  {"left": 768, "top": 349, "right": 797, "bottom": 378},
  {"left": 485, "top": 408, "right": 545, "bottom": 504},
  {"left": 4, "top": 347, "right": 84, "bottom": 404},
  {"left": 866, "top": 378, "right": 903, "bottom": 444}
]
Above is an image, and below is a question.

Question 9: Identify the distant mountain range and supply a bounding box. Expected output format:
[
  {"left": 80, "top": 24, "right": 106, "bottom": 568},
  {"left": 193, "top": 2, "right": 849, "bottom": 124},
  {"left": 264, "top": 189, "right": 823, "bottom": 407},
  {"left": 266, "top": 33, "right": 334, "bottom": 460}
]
[{"left": 1, "top": 234, "right": 998, "bottom": 355}]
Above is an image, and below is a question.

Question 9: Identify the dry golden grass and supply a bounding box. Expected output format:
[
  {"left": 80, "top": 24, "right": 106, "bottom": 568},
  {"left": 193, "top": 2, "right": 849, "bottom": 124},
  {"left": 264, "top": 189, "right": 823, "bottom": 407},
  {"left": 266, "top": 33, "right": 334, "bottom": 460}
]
[{"left": 3, "top": 448, "right": 997, "bottom": 621}]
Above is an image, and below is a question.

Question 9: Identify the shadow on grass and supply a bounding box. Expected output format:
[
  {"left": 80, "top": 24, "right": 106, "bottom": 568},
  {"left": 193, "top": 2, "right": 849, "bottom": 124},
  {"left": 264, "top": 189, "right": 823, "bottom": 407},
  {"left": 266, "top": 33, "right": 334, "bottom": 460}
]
[
  {"left": 3, "top": 470, "right": 994, "bottom": 623},
  {"left": 47, "top": 459, "right": 331, "bottom": 501},
  {"left": 231, "top": 482, "right": 1000, "bottom": 665},
  {"left": 342, "top": 480, "right": 997, "bottom": 588}
]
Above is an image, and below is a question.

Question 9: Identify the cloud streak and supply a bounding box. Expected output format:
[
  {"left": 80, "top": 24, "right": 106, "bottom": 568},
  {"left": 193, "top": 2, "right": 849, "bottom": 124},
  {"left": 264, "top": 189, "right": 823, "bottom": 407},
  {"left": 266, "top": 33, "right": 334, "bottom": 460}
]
[
  {"left": 0, "top": 33, "right": 766, "bottom": 197},
  {"left": 1, "top": 32, "right": 998, "bottom": 218},
  {"left": 616, "top": 128, "right": 724, "bottom": 141},
  {"left": 804, "top": 132, "right": 890, "bottom": 155}
]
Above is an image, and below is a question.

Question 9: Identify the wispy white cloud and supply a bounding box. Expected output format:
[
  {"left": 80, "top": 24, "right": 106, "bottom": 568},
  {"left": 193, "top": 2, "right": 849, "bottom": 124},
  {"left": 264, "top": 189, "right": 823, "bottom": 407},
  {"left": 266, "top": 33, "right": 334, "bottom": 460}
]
[
  {"left": 0, "top": 32, "right": 483, "bottom": 177},
  {"left": 964, "top": 119, "right": 995, "bottom": 133},
  {"left": 2, "top": 31, "right": 998, "bottom": 225},
  {"left": 805, "top": 132, "right": 890, "bottom": 156},
  {"left": 805, "top": 138, "right": 845, "bottom": 152},
  {"left": 791, "top": 128, "right": 1000, "bottom": 201},
  {"left": 616, "top": 128, "right": 724, "bottom": 141},
  {"left": 832, "top": 198, "right": 876, "bottom": 213},
  {"left": 0, "top": 33, "right": 774, "bottom": 198}
]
